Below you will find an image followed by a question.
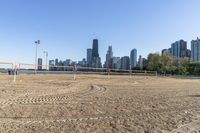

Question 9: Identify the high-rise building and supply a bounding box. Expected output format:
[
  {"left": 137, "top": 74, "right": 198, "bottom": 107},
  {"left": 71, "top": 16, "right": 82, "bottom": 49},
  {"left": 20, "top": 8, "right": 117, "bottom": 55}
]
[
  {"left": 38, "top": 58, "right": 42, "bottom": 70},
  {"left": 105, "top": 46, "right": 113, "bottom": 68},
  {"left": 111, "top": 57, "right": 120, "bottom": 69},
  {"left": 191, "top": 37, "right": 200, "bottom": 61},
  {"left": 90, "top": 39, "right": 102, "bottom": 68},
  {"left": 161, "top": 49, "right": 171, "bottom": 56},
  {"left": 186, "top": 49, "right": 191, "bottom": 58},
  {"left": 64, "top": 59, "right": 73, "bottom": 66},
  {"left": 168, "top": 48, "right": 172, "bottom": 54},
  {"left": 58, "top": 60, "right": 64, "bottom": 71},
  {"left": 171, "top": 40, "right": 187, "bottom": 58},
  {"left": 92, "top": 57, "right": 102, "bottom": 68},
  {"left": 121, "top": 56, "right": 130, "bottom": 70},
  {"left": 55, "top": 58, "right": 59, "bottom": 66},
  {"left": 138, "top": 55, "right": 143, "bottom": 70},
  {"left": 116, "top": 58, "right": 121, "bottom": 69},
  {"left": 49, "top": 60, "right": 54, "bottom": 66},
  {"left": 49, "top": 60, "right": 55, "bottom": 70},
  {"left": 130, "top": 49, "right": 137, "bottom": 69},
  {"left": 92, "top": 39, "right": 99, "bottom": 58},
  {"left": 77, "top": 58, "right": 87, "bottom": 67},
  {"left": 87, "top": 48, "right": 92, "bottom": 67}
]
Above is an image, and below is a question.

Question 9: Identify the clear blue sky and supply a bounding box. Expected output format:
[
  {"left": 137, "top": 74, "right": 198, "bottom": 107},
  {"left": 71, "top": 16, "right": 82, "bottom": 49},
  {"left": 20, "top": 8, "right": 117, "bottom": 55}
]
[{"left": 0, "top": 0, "right": 200, "bottom": 64}]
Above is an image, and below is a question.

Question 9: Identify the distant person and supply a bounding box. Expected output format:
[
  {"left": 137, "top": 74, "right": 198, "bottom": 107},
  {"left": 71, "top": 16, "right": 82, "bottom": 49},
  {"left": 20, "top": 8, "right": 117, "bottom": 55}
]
[{"left": 8, "top": 69, "right": 12, "bottom": 75}]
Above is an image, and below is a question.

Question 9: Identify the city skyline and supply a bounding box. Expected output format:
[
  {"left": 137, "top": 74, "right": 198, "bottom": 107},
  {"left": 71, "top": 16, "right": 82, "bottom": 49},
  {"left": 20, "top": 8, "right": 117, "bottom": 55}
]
[
  {"left": 2, "top": 36, "right": 200, "bottom": 70},
  {"left": 0, "top": 0, "right": 200, "bottom": 63}
]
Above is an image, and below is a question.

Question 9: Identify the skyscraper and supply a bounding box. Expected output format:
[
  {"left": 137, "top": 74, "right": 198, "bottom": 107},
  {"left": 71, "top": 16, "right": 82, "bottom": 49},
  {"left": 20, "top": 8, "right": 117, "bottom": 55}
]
[
  {"left": 91, "top": 39, "right": 102, "bottom": 68},
  {"left": 116, "top": 58, "right": 121, "bottom": 69},
  {"left": 111, "top": 57, "right": 120, "bottom": 69},
  {"left": 55, "top": 58, "right": 59, "bottom": 66},
  {"left": 92, "top": 39, "right": 99, "bottom": 58},
  {"left": 186, "top": 49, "right": 191, "bottom": 58},
  {"left": 87, "top": 48, "right": 92, "bottom": 66},
  {"left": 138, "top": 55, "right": 143, "bottom": 70},
  {"left": 130, "top": 49, "right": 137, "bottom": 69},
  {"left": 38, "top": 58, "right": 42, "bottom": 70},
  {"left": 171, "top": 40, "right": 187, "bottom": 58},
  {"left": 92, "top": 57, "right": 102, "bottom": 68},
  {"left": 121, "top": 56, "right": 130, "bottom": 70},
  {"left": 49, "top": 60, "right": 55, "bottom": 70},
  {"left": 161, "top": 49, "right": 171, "bottom": 56},
  {"left": 105, "top": 46, "right": 113, "bottom": 68},
  {"left": 191, "top": 37, "right": 200, "bottom": 61},
  {"left": 49, "top": 60, "right": 54, "bottom": 66}
]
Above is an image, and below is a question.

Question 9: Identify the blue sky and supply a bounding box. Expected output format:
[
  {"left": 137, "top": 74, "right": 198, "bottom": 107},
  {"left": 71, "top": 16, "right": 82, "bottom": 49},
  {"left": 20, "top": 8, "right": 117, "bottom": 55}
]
[{"left": 0, "top": 0, "right": 200, "bottom": 64}]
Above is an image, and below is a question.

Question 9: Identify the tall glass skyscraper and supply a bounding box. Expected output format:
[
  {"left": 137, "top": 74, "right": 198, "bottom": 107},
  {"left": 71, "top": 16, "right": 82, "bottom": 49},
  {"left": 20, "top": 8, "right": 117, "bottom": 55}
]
[
  {"left": 87, "top": 48, "right": 92, "bottom": 66},
  {"left": 105, "top": 46, "right": 113, "bottom": 68},
  {"left": 89, "top": 39, "right": 102, "bottom": 68},
  {"left": 171, "top": 40, "right": 187, "bottom": 58},
  {"left": 191, "top": 37, "right": 200, "bottom": 62},
  {"left": 121, "top": 56, "right": 130, "bottom": 70},
  {"left": 130, "top": 49, "right": 137, "bottom": 69},
  {"left": 92, "top": 39, "right": 99, "bottom": 58},
  {"left": 38, "top": 58, "right": 43, "bottom": 70}
]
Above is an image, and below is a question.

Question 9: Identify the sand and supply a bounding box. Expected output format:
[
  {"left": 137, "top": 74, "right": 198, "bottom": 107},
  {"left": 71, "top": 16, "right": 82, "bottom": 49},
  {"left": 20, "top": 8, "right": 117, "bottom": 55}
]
[{"left": 0, "top": 74, "right": 200, "bottom": 133}]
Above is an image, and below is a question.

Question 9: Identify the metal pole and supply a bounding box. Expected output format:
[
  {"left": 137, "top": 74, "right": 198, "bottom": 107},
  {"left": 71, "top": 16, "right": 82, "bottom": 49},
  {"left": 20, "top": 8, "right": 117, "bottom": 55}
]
[
  {"left": 107, "top": 68, "right": 110, "bottom": 79},
  {"left": 13, "top": 64, "right": 17, "bottom": 82},
  {"left": 34, "top": 40, "right": 40, "bottom": 74},
  {"left": 35, "top": 43, "right": 37, "bottom": 74},
  {"left": 129, "top": 65, "right": 132, "bottom": 79},
  {"left": 46, "top": 52, "right": 48, "bottom": 70}
]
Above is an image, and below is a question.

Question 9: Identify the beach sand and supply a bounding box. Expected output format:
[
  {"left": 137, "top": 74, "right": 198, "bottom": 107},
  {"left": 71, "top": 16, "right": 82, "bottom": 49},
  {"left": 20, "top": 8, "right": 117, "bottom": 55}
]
[{"left": 0, "top": 74, "right": 200, "bottom": 133}]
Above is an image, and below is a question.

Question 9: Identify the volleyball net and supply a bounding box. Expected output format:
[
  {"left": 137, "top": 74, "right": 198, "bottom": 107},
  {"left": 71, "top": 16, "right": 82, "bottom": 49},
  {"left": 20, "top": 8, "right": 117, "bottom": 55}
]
[
  {"left": 0, "top": 62, "right": 14, "bottom": 74},
  {"left": 0, "top": 62, "right": 157, "bottom": 81}
]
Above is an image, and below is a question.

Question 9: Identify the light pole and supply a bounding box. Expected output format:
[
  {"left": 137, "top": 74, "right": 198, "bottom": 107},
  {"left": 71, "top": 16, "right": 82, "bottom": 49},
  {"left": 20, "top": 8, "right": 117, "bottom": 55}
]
[
  {"left": 35, "top": 40, "right": 40, "bottom": 74},
  {"left": 44, "top": 51, "right": 48, "bottom": 70}
]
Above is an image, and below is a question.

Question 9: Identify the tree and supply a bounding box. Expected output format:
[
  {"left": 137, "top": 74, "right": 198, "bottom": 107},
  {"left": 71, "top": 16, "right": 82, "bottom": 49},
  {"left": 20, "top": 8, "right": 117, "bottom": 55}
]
[
  {"left": 186, "top": 62, "right": 200, "bottom": 75},
  {"left": 147, "top": 53, "right": 161, "bottom": 71},
  {"left": 173, "top": 57, "right": 190, "bottom": 75},
  {"left": 160, "top": 54, "right": 173, "bottom": 75}
]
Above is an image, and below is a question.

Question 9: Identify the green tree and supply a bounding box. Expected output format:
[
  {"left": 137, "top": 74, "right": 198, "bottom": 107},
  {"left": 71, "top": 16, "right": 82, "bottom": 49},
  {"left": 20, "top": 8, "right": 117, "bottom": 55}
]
[
  {"left": 147, "top": 53, "right": 161, "bottom": 71},
  {"left": 173, "top": 57, "right": 190, "bottom": 75},
  {"left": 186, "top": 62, "right": 200, "bottom": 75},
  {"left": 160, "top": 54, "right": 173, "bottom": 75}
]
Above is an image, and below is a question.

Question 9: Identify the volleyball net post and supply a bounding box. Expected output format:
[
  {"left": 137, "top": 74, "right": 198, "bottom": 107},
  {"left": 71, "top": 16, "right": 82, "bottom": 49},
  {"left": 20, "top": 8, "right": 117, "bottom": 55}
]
[
  {"left": 13, "top": 63, "right": 18, "bottom": 82},
  {"left": 73, "top": 65, "right": 77, "bottom": 80},
  {"left": 107, "top": 68, "right": 110, "bottom": 79},
  {"left": 129, "top": 68, "right": 132, "bottom": 79}
]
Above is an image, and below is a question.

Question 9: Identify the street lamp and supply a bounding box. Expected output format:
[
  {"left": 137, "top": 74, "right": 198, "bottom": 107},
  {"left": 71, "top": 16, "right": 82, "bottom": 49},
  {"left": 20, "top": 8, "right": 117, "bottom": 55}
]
[
  {"left": 43, "top": 51, "right": 48, "bottom": 70},
  {"left": 34, "top": 40, "right": 40, "bottom": 74}
]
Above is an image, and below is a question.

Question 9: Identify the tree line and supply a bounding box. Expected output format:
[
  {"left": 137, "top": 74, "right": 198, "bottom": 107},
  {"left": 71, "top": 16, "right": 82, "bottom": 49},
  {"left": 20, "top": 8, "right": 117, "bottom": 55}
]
[{"left": 141, "top": 53, "right": 200, "bottom": 75}]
